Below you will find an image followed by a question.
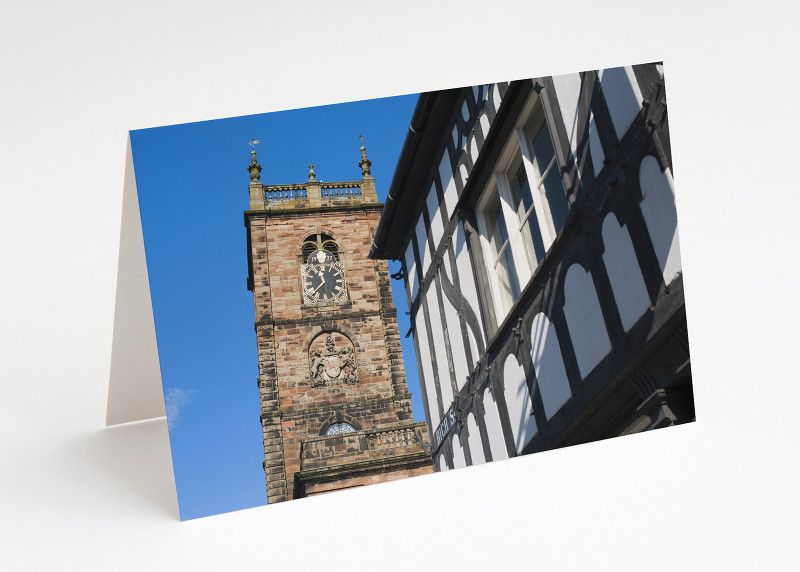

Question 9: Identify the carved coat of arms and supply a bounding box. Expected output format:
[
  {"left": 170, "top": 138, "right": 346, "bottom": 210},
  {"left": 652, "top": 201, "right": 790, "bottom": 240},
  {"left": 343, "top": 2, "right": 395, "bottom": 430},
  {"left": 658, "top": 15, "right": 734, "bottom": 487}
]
[{"left": 309, "top": 333, "right": 357, "bottom": 387}]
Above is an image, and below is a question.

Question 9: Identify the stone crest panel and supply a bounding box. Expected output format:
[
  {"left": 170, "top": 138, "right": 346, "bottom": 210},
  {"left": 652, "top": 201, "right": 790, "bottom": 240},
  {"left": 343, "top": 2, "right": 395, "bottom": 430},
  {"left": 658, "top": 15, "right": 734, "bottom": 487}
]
[{"left": 309, "top": 332, "right": 357, "bottom": 387}]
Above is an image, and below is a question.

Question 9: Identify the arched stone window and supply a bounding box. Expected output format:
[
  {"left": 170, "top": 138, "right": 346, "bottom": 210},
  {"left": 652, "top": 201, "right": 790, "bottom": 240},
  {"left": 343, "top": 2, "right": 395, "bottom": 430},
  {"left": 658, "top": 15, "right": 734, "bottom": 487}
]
[
  {"left": 319, "top": 414, "right": 362, "bottom": 436},
  {"left": 325, "top": 422, "right": 356, "bottom": 435},
  {"left": 302, "top": 232, "right": 339, "bottom": 262}
]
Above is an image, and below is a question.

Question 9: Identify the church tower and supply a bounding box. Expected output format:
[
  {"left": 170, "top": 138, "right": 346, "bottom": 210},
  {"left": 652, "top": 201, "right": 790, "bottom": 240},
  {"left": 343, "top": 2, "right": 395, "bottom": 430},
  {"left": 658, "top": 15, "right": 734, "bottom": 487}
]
[{"left": 244, "top": 140, "right": 433, "bottom": 503}]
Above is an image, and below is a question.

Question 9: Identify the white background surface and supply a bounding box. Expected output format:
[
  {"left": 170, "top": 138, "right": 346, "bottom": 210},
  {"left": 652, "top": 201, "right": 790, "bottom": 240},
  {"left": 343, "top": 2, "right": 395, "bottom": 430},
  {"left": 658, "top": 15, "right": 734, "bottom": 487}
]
[{"left": 1, "top": 1, "right": 798, "bottom": 569}]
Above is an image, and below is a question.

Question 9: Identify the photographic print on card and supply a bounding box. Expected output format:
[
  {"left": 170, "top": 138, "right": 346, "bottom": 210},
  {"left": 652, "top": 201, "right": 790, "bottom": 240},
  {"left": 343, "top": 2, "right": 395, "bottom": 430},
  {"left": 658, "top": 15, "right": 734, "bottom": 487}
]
[{"left": 131, "top": 61, "right": 693, "bottom": 520}]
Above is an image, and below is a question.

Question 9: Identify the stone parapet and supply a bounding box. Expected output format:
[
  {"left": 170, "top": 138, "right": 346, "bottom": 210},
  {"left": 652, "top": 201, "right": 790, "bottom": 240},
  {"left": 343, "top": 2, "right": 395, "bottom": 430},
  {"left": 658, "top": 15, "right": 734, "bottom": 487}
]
[
  {"left": 300, "top": 422, "right": 429, "bottom": 471},
  {"left": 252, "top": 180, "right": 369, "bottom": 210}
]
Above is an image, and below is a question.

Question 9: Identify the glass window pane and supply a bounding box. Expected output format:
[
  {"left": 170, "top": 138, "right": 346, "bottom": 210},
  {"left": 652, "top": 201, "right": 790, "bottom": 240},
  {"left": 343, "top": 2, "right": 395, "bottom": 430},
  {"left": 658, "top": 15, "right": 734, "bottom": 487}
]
[
  {"left": 542, "top": 170, "right": 569, "bottom": 234},
  {"left": 484, "top": 189, "right": 520, "bottom": 313},
  {"left": 486, "top": 193, "right": 511, "bottom": 256},
  {"left": 524, "top": 213, "right": 546, "bottom": 266},
  {"left": 508, "top": 154, "right": 546, "bottom": 269},
  {"left": 523, "top": 109, "right": 545, "bottom": 172},
  {"left": 532, "top": 122, "right": 556, "bottom": 173},
  {"left": 496, "top": 246, "right": 516, "bottom": 310},
  {"left": 495, "top": 202, "right": 510, "bottom": 245},
  {"left": 524, "top": 103, "right": 570, "bottom": 239},
  {"left": 326, "top": 422, "right": 356, "bottom": 435},
  {"left": 495, "top": 211, "right": 520, "bottom": 309},
  {"left": 510, "top": 160, "right": 533, "bottom": 217},
  {"left": 485, "top": 195, "right": 499, "bottom": 245}
]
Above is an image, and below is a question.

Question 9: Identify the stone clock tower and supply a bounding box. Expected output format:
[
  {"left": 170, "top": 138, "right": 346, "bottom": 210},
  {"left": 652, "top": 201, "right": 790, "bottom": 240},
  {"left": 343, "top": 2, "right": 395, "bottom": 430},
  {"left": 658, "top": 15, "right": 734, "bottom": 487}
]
[{"left": 244, "top": 141, "right": 432, "bottom": 503}]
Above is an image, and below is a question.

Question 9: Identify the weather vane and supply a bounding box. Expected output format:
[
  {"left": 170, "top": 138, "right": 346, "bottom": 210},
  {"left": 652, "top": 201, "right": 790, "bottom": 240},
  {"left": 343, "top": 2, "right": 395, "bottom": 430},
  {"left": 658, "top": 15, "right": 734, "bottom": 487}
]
[
  {"left": 249, "top": 138, "right": 261, "bottom": 150},
  {"left": 359, "top": 134, "right": 366, "bottom": 145}
]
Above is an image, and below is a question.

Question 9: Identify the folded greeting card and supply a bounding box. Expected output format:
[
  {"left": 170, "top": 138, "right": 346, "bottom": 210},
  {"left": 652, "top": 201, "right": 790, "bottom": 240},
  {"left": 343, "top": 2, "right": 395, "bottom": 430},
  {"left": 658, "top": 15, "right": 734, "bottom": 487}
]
[{"left": 110, "top": 63, "right": 694, "bottom": 520}]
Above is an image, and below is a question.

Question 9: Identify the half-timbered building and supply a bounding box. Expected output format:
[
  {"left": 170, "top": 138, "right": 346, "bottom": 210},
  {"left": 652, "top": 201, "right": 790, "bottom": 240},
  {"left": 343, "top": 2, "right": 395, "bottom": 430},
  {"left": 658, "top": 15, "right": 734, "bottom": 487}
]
[{"left": 370, "top": 63, "right": 694, "bottom": 471}]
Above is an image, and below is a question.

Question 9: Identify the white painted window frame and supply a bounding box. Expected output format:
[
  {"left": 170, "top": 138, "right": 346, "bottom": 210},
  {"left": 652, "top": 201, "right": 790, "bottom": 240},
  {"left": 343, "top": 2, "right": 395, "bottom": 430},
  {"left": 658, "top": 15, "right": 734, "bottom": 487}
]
[
  {"left": 475, "top": 91, "right": 565, "bottom": 323},
  {"left": 515, "top": 96, "right": 561, "bottom": 256},
  {"left": 476, "top": 182, "right": 520, "bottom": 322}
]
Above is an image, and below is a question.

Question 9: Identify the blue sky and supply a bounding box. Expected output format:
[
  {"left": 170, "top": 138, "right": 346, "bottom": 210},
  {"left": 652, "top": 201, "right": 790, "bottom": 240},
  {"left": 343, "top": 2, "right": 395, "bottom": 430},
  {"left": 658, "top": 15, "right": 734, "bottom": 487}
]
[{"left": 131, "top": 92, "right": 421, "bottom": 521}]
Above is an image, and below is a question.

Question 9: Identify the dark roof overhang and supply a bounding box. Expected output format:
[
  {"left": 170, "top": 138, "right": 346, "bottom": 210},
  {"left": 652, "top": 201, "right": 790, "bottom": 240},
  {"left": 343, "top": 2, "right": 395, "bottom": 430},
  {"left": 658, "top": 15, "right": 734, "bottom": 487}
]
[{"left": 369, "top": 88, "right": 462, "bottom": 260}]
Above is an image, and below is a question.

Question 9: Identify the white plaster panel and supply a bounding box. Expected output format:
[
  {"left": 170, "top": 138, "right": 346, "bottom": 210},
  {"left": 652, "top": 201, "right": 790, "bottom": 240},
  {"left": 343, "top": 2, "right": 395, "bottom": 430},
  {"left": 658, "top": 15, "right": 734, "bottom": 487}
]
[
  {"left": 467, "top": 413, "right": 485, "bottom": 465},
  {"left": 441, "top": 278, "right": 469, "bottom": 390},
  {"left": 589, "top": 112, "right": 604, "bottom": 176},
  {"left": 530, "top": 312, "right": 572, "bottom": 419},
  {"left": 551, "top": 72, "right": 582, "bottom": 163},
  {"left": 602, "top": 213, "right": 650, "bottom": 331},
  {"left": 492, "top": 84, "right": 502, "bottom": 113},
  {"left": 439, "top": 150, "right": 458, "bottom": 219},
  {"left": 639, "top": 155, "right": 682, "bottom": 284},
  {"left": 454, "top": 221, "right": 484, "bottom": 338},
  {"left": 549, "top": 74, "right": 607, "bottom": 177},
  {"left": 502, "top": 354, "right": 537, "bottom": 453},
  {"left": 598, "top": 66, "right": 643, "bottom": 140},
  {"left": 425, "top": 182, "right": 444, "bottom": 249},
  {"left": 466, "top": 328, "right": 478, "bottom": 377},
  {"left": 427, "top": 286, "right": 454, "bottom": 410},
  {"left": 452, "top": 434, "right": 466, "bottom": 469},
  {"left": 479, "top": 114, "right": 491, "bottom": 144},
  {"left": 469, "top": 133, "right": 479, "bottom": 164},
  {"left": 414, "top": 312, "right": 440, "bottom": 429},
  {"left": 483, "top": 389, "right": 508, "bottom": 461},
  {"left": 452, "top": 124, "right": 462, "bottom": 153},
  {"left": 414, "top": 214, "right": 430, "bottom": 276},
  {"left": 459, "top": 163, "right": 469, "bottom": 187},
  {"left": 563, "top": 264, "right": 612, "bottom": 378},
  {"left": 441, "top": 248, "right": 452, "bottom": 283},
  {"left": 404, "top": 241, "right": 418, "bottom": 301}
]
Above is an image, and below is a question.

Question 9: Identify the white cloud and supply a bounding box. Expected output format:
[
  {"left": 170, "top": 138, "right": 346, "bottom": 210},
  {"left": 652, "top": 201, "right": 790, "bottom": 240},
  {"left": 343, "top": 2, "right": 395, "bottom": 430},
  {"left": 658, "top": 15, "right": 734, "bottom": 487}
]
[{"left": 165, "top": 387, "right": 196, "bottom": 429}]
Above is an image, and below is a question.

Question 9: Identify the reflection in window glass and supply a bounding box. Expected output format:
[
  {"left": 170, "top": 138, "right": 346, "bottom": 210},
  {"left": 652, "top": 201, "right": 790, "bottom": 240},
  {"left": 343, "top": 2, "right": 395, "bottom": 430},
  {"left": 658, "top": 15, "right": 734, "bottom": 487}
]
[
  {"left": 524, "top": 112, "right": 569, "bottom": 235},
  {"left": 508, "top": 155, "right": 546, "bottom": 269}
]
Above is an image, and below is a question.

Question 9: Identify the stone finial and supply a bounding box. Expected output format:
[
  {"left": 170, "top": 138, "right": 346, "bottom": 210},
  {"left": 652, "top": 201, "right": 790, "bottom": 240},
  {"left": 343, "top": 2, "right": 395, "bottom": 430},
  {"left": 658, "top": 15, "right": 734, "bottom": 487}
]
[
  {"left": 308, "top": 162, "right": 317, "bottom": 181},
  {"left": 248, "top": 138, "right": 262, "bottom": 182},
  {"left": 358, "top": 134, "right": 372, "bottom": 177}
]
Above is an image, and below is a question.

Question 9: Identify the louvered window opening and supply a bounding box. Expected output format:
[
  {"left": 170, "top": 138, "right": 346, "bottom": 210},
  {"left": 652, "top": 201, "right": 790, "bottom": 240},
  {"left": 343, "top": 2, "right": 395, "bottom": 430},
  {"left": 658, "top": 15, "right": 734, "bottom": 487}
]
[{"left": 302, "top": 233, "right": 339, "bottom": 262}]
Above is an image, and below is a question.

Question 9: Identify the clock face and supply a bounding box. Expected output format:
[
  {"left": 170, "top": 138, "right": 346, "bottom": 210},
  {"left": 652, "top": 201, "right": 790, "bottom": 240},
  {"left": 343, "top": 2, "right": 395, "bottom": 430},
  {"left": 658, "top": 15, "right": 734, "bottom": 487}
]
[{"left": 301, "top": 250, "right": 347, "bottom": 303}]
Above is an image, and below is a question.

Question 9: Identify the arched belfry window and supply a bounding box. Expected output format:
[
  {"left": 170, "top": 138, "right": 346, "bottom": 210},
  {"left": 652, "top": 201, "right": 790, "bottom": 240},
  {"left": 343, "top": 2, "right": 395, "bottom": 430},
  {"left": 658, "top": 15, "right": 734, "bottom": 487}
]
[{"left": 302, "top": 233, "right": 339, "bottom": 262}]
